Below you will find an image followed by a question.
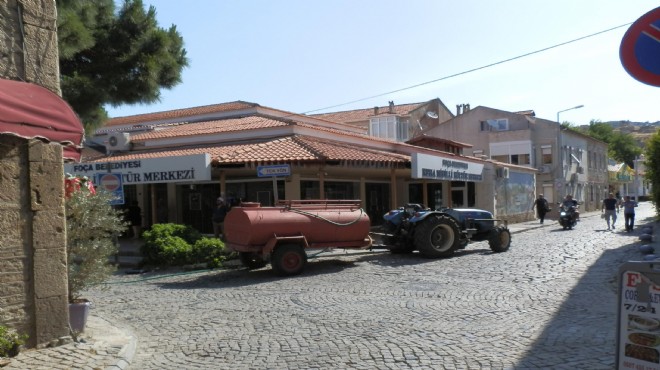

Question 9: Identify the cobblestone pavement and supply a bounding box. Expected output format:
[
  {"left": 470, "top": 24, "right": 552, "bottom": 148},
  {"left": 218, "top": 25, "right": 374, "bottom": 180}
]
[{"left": 6, "top": 202, "right": 658, "bottom": 369}]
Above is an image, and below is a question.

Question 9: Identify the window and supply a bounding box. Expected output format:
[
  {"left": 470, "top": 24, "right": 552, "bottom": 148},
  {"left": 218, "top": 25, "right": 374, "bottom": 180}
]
[
  {"left": 481, "top": 118, "right": 509, "bottom": 131},
  {"left": 369, "top": 116, "right": 409, "bottom": 141},
  {"left": 511, "top": 154, "right": 530, "bottom": 165},
  {"left": 541, "top": 146, "right": 552, "bottom": 164}
]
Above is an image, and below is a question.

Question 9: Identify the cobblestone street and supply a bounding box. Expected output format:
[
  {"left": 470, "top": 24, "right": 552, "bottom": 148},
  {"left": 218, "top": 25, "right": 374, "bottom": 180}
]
[{"left": 10, "top": 203, "right": 658, "bottom": 369}]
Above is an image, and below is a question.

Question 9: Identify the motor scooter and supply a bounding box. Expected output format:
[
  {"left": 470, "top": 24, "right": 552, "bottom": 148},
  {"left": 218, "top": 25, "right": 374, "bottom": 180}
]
[{"left": 557, "top": 202, "right": 579, "bottom": 230}]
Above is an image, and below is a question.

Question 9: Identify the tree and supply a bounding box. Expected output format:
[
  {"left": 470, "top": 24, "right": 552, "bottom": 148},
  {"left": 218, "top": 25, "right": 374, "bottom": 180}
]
[
  {"left": 57, "top": 0, "right": 189, "bottom": 132},
  {"left": 644, "top": 130, "right": 660, "bottom": 217},
  {"left": 576, "top": 120, "right": 642, "bottom": 167}
]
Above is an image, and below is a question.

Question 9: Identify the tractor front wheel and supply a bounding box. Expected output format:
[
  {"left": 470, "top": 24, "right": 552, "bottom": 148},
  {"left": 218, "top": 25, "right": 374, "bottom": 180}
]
[
  {"left": 488, "top": 226, "right": 511, "bottom": 253},
  {"left": 415, "top": 215, "right": 461, "bottom": 258},
  {"left": 271, "top": 245, "right": 307, "bottom": 276}
]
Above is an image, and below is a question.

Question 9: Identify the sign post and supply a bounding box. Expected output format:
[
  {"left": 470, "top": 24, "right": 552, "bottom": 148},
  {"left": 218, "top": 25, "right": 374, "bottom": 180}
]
[{"left": 256, "top": 165, "right": 291, "bottom": 204}]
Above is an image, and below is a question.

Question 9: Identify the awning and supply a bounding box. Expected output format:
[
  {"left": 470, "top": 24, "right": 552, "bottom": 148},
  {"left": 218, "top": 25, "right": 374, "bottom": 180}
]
[{"left": 0, "top": 79, "right": 84, "bottom": 161}]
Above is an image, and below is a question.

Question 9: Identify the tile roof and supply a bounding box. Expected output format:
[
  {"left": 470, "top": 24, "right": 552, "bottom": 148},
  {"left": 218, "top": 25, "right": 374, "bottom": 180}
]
[
  {"left": 309, "top": 102, "right": 426, "bottom": 123},
  {"left": 129, "top": 116, "right": 290, "bottom": 142},
  {"left": 87, "top": 135, "right": 409, "bottom": 166},
  {"left": 104, "top": 101, "right": 259, "bottom": 127}
]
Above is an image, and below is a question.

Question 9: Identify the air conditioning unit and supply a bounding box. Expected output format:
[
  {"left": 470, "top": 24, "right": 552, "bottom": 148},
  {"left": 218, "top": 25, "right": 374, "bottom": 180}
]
[
  {"left": 538, "top": 165, "right": 551, "bottom": 174},
  {"left": 497, "top": 167, "right": 510, "bottom": 179},
  {"left": 104, "top": 132, "right": 131, "bottom": 152},
  {"left": 576, "top": 166, "right": 584, "bottom": 174}
]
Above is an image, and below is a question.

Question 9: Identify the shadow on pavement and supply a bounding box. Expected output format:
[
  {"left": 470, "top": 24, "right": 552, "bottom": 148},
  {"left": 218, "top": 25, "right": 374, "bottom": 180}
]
[{"left": 514, "top": 215, "right": 658, "bottom": 368}]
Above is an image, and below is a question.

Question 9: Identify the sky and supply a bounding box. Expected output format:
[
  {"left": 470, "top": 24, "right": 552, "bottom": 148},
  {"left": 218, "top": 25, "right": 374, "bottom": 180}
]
[{"left": 105, "top": 1, "right": 659, "bottom": 126}]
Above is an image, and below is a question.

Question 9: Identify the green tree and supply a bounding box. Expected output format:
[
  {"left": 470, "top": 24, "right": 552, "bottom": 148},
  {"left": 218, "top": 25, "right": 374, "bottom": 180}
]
[
  {"left": 644, "top": 130, "right": 660, "bottom": 216},
  {"left": 576, "top": 120, "right": 642, "bottom": 167},
  {"left": 57, "top": 0, "right": 188, "bottom": 131}
]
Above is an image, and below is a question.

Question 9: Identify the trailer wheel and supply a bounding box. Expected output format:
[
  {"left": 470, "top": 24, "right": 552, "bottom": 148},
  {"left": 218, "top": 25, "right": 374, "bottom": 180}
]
[
  {"left": 488, "top": 226, "right": 511, "bottom": 253},
  {"left": 239, "top": 252, "right": 267, "bottom": 269},
  {"left": 271, "top": 244, "right": 307, "bottom": 276},
  {"left": 415, "top": 215, "right": 461, "bottom": 258}
]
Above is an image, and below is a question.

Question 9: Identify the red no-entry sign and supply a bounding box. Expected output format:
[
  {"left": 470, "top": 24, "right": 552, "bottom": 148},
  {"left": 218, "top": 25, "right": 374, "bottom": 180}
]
[{"left": 620, "top": 7, "right": 660, "bottom": 87}]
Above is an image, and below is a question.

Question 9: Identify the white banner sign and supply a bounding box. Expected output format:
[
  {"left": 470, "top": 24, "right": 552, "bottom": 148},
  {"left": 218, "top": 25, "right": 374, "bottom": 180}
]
[
  {"left": 64, "top": 154, "right": 211, "bottom": 184},
  {"left": 411, "top": 153, "right": 484, "bottom": 182}
]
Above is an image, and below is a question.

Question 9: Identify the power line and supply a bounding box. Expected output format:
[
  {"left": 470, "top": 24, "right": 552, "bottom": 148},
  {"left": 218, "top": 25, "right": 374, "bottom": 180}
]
[{"left": 302, "top": 22, "right": 633, "bottom": 115}]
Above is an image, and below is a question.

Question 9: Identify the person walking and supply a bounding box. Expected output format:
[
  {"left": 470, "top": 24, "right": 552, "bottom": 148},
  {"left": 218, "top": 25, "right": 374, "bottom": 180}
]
[
  {"left": 212, "top": 197, "right": 229, "bottom": 239},
  {"left": 622, "top": 195, "right": 638, "bottom": 232},
  {"left": 127, "top": 200, "right": 142, "bottom": 239},
  {"left": 532, "top": 194, "right": 550, "bottom": 224},
  {"left": 602, "top": 193, "right": 620, "bottom": 230}
]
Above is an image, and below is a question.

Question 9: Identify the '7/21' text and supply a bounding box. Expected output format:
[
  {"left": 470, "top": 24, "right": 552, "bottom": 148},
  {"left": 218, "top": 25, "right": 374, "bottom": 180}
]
[{"left": 625, "top": 303, "right": 657, "bottom": 314}]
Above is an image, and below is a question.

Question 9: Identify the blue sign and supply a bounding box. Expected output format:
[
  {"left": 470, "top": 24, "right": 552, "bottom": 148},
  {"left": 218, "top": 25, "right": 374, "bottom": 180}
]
[
  {"left": 257, "top": 164, "right": 291, "bottom": 177},
  {"left": 95, "top": 173, "right": 125, "bottom": 205},
  {"left": 620, "top": 7, "right": 660, "bottom": 86}
]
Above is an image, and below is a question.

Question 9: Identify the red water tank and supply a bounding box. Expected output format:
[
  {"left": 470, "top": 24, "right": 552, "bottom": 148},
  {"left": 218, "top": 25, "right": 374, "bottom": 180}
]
[{"left": 224, "top": 200, "right": 371, "bottom": 249}]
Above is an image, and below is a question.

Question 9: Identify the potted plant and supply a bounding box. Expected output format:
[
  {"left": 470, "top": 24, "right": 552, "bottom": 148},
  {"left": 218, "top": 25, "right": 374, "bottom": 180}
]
[{"left": 64, "top": 175, "right": 126, "bottom": 332}]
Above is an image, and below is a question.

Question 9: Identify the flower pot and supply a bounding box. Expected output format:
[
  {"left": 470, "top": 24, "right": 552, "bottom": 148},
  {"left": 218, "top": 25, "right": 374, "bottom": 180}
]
[{"left": 69, "top": 300, "right": 91, "bottom": 332}]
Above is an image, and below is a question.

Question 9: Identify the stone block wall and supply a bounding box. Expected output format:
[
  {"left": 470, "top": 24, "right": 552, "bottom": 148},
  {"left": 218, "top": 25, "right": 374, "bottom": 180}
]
[
  {"left": 0, "top": 0, "right": 61, "bottom": 94},
  {"left": 0, "top": 134, "right": 69, "bottom": 347}
]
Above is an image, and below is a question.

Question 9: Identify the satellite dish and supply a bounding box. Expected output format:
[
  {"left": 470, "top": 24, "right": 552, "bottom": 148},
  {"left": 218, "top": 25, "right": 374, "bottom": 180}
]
[{"left": 426, "top": 111, "right": 439, "bottom": 119}]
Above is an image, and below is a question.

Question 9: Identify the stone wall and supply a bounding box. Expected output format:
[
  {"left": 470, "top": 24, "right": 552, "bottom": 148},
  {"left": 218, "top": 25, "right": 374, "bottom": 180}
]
[
  {"left": 0, "top": 0, "right": 69, "bottom": 348},
  {"left": 0, "top": 135, "right": 70, "bottom": 347},
  {"left": 0, "top": 0, "right": 61, "bottom": 94}
]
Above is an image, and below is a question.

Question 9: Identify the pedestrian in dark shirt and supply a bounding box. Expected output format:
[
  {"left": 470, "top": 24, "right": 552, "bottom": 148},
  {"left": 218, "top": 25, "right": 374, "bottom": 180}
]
[
  {"left": 532, "top": 194, "right": 549, "bottom": 224},
  {"left": 127, "top": 200, "right": 142, "bottom": 239},
  {"left": 622, "top": 195, "right": 638, "bottom": 232},
  {"left": 602, "top": 193, "right": 620, "bottom": 230},
  {"left": 212, "top": 197, "right": 229, "bottom": 239}
]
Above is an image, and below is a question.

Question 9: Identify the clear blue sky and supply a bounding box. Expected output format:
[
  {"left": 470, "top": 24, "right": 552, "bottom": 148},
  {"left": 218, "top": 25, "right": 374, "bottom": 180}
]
[{"left": 105, "top": 1, "right": 659, "bottom": 125}]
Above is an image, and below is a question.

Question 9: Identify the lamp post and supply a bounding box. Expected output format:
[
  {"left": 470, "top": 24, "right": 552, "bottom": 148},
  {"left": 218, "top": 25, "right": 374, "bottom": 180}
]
[{"left": 555, "top": 104, "right": 584, "bottom": 199}]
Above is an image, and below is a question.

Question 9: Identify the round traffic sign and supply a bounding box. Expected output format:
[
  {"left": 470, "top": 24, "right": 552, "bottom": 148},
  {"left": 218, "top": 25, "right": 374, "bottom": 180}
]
[
  {"left": 99, "top": 173, "right": 121, "bottom": 191},
  {"left": 620, "top": 7, "right": 660, "bottom": 87}
]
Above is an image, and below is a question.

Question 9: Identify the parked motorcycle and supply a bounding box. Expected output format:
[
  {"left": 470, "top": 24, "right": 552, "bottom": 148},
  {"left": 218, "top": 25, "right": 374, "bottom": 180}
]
[{"left": 557, "top": 202, "right": 579, "bottom": 230}]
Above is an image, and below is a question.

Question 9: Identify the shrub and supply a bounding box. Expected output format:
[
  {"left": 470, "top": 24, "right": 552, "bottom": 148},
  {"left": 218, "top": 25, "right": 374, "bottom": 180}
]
[
  {"left": 65, "top": 180, "right": 127, "bottom": 302},
  {"left": 191, "top": 237, "right": 227, "bottom": 268},
  {"left": 142, "top": 223, "right": 201, "bottom": 265},
  {"left": 142, "top": 224, "right": 228, "bottom": 267},
  {"left": 0, "top": 325, "right": 27, "bottom": 358}
]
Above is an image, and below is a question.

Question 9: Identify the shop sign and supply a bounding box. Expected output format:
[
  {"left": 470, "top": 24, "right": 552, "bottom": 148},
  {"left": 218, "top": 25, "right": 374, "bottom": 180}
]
[
  {"left": 411, "top": 153, "right": 484, "bottom": 182},
  {"left": 64, "top": 153, "right": 211, "bottom": 185},
  {"left": 617, "top": 262, "right": 660, "bottom": 369}
]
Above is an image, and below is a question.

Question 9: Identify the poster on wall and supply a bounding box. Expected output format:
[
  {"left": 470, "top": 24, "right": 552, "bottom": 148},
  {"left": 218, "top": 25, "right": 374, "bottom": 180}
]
[{"left": 617, "top": 262, "right": 660, "bottom": 369}]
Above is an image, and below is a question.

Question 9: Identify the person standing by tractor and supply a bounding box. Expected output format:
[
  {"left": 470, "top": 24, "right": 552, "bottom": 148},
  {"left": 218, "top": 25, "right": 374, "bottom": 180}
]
[
  {"left": 212, "top": 197, "right": 229, "bottom": 239},
  {"left": 532, "top": 194, "right": 550, "bottom": 224},
  {"left": 602, "top": 193, "right": 620, "bottom": 230},
  {"left": 621, "top": 195, "right": 638, "bottom": 232}
]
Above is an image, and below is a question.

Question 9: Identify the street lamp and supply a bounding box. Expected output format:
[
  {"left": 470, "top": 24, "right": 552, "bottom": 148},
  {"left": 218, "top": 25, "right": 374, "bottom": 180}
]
[
  {"left": 556, "top": 104, "right": 584, "bottom": 125},
  {"left": 555, "top": 104, "right": 584, "bottom": 199}
]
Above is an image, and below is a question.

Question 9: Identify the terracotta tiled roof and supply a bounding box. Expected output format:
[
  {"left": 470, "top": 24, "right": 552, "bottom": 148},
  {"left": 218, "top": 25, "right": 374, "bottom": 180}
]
[
  {"left": 86, "top": 135, "right": 409, "bottom": 166},
  {"left": 130, "top": 116, "right": 290, "bottom": 142},
  {"left": 104, "top": 101, "right": 259, "bottom": 127},
  {"left": 310, "top": 102, "right": 426, "bottom": 123}
]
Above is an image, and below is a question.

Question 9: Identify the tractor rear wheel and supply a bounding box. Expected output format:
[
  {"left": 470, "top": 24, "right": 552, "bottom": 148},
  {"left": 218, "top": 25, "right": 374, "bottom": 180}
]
[
  {"left": 239, "top": 252, "right": 267, "bottom": 269},
  {"left": 271, "top": 244, "right": 307, "bottom": 276},
  {"left": 415, "top": 215, "right": 461, "bottom": 258},
  {"left": 488, "top": 226, "right": 511, "bottom": 253}
]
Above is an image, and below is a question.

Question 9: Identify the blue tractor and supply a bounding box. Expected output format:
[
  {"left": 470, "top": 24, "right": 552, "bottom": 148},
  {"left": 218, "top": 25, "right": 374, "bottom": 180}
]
[{"left": 378, "top": 204, "right": 511, "bottom": 258}]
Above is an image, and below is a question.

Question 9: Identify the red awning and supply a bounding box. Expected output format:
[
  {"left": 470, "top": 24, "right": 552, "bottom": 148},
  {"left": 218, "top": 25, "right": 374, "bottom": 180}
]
[{"left": 0, "top": 79, "right": 84, "bottom": 161}]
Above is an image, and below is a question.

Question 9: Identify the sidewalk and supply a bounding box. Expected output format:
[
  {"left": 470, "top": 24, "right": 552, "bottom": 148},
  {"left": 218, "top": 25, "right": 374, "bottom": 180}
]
[{"left": 2, "top": 210, "right": 654, "bottom": 369}]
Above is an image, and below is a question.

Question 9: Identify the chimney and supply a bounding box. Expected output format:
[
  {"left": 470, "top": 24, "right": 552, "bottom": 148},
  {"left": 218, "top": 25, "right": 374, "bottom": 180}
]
[
  {"left": 388, "top": 101, "right": 394, "bottom": 113},
  {"left": 374, "top": 106, "right": 379, "bottom": 115},
  {"left": 456, "top": 104, "right": 462, "bottom": 115}
]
